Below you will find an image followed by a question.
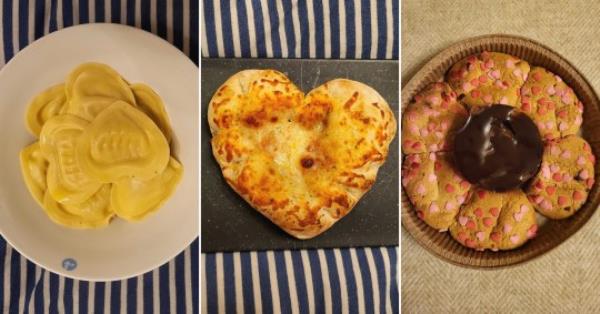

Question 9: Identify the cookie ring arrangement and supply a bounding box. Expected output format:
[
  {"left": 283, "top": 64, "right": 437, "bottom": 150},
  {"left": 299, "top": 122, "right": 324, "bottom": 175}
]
[{"left": 401, "top": 35, "right": 600, "bottom": 266}]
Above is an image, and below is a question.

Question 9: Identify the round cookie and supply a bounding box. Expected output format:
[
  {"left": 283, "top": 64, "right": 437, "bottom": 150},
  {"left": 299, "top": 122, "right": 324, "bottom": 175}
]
[
  {"left": 526, "top": 136, "right": 595, "bottom": 219},
  {"left": 447, "top": 51, "right": 530, "bottom": 108},
  {"left": 449, "top": 189, "right": 537, "bottom": 251},
  {"left": 402, "top": 152, "right": 471, "bottom": 231},
  {"left": 402, "top": 82, "right": 468, "bottom": 154},
  {"left": 520, "top": 67, "right": 583, "bottom": 140}
]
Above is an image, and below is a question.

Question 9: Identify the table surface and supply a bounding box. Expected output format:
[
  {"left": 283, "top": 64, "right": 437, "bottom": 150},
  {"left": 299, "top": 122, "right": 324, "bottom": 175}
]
[
  {"left": 402, "top": 0, "right": 600, "bottom": 312},
  {"left": 201, "top": 58, "right": 399, "bottom": 253}
]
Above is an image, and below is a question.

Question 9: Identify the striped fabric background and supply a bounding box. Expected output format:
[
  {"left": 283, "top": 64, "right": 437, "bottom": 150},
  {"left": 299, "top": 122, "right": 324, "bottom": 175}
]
[
  {"left": 0, "top": 1, "right": 199, "bottom": 313},
  {"left": 201, "top": 0, "right": 398, "bottom": 59},
  {"left": 201, "top": 1, "right": 399, "bottom": 313},
  {"left": 202, "top": 247, "right": 399, "bottom": 314}
]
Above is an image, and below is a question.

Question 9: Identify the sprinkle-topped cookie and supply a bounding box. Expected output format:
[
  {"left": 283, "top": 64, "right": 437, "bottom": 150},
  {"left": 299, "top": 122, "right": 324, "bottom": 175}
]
[
  {"left": 402, "top": 152, "right": 471, "bottom": 231},
  {"left": 520, "top": 67, "right": 583, "bottom": 140},
  {"left": 402, "top": 82, "right": 468, "bottom": 154},
  {"left": 526, "top": 136, "right": 595, "bottom": 219},
  {"left": 449, "top": 189, "right": 536, "bottom": 251},
  {"left": 447, "top": 52, "right": 530, "bottom": 108}
]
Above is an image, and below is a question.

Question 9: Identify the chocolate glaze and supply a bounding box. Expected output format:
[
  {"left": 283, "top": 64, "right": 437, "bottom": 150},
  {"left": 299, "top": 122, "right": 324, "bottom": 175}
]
[{"left": 453, "top": 105, "right": 543, "bottom": 191}]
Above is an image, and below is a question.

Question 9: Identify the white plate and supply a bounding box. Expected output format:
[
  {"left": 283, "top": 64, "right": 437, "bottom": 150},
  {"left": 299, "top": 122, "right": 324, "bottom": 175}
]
[{"left": 0, "top": 24, "right": 199, "bottom": 281}]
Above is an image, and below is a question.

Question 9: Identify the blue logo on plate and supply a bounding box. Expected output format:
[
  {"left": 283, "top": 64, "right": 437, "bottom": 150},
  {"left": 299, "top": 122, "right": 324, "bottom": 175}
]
[{"left": 62, "top": 258, "right": 77, "bottom": 271}]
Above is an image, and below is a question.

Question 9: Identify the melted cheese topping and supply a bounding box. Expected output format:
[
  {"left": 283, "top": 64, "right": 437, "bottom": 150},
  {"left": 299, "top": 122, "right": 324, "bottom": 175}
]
[
  {"left": 209, "top": 70, "right": 396, "bottom": 239},
  {"left": 20, "top": 63, "right": 181, "bottom": 229}
]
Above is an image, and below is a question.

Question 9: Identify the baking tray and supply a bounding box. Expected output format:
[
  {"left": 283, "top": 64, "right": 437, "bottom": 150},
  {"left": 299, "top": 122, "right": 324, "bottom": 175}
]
[
  {"left": 401, "top": 34, "right": 600, "bottom": 267},
  {"left": 201, "top": 58, "right": 399, "bottom": 253}
]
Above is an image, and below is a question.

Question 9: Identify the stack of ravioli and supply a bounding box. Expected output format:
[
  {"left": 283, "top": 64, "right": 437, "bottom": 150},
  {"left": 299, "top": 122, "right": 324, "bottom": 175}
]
[{"left": 20, "top": 63, "right": 182, "bottom": 228}]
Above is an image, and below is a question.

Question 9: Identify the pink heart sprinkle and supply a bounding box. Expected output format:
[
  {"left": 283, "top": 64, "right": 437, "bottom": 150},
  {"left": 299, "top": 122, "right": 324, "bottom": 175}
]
[
  {"left": 520, "top": 204, "right": 529, "bottom": 213},
  {"left": 416, "top": 184, "right": 426, "bottom": 195},
  {"left": 459, "top": 216, "right": 468, "bottom": 226},
  {"left": 476, "top": 232, "right": 485, "bottom": 241},
  {"left": 541, "top": 199, "right": 552, "bottom": 210},
  {"left": 561, "top": 150, "right": 572, "bottom": 159},
  {"left": 506, "top": 59, "right": 515, "bottom": 68},
  {"left": 513, "top": 212, "right": 524, "bottom": 222},
  {"left": 580, "top": 169, "right": 589, "bottom": 180},
  {"left": 559, "top": 122, "right": 568, "bottom": 131},
  {"left": 510, "top": 235, "right": 520, "bottom": 244},
  {"left": 491, "top": 70, "right": 501, "bottom": 79},
  {"left": 483, "top": 217, "right": 494, "bottom": 227},
  {"left": 513, "top": 68, "right": 522, "bottom": 78},
  {"left": 550, "top": 164, "right": 560, "bottom": 173},
  {"left": 428, "top": 173, "right": 437, "bottom": 182},
  {"left": 503, "top": 224, "right": 513, "bottom": 233},
  {"left": 462, "top": 82, "right": 472, "bottom": 92},
  {"left": 427, "top": 95, "right": 441, "bottom": 106},
  {"left": 429, "top": 202, "right": 439, "bottom": 213},
  {"left": 499, "top": 96, "right": 509, "bottom": 105},
  {"left": 577, "top": 156, "right": 586, "bottom": 166},
  {"left": 409, "top": 124, "right": 419, "bottom": 135},
  {"left": 547, "top": 85, "right": 556, "bottom": 95}
]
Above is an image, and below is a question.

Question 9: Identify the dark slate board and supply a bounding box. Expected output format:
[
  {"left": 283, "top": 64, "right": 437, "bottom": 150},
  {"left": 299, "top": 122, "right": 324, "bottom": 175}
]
[{"left": 201, "top": 58, "right": 399, "bottom": 253}]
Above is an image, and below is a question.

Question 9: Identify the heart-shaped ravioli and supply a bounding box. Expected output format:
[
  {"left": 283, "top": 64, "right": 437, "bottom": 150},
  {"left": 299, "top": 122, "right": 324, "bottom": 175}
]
[
  {"left": 209, "top": 70, "right": 396, "bottom": 239},
  {"left": 76, "top": 101, "right": 170, "bottom": 182},
  {"left": 42, "top": 184, "right": 114, "bottom": 229},
  {"left": 20, "top": 142, "right": 49, "bottom": 206},
  {"left": 40, "top": 115, "right": 102, "bottom": 204},
  {"left": 111, "top": 157, "right": 183, "bottom": 221},
  {"left": 131, "top": 83, "right": 173, "bottom": 142},
  {"left": 25, "top": 84, "right": 67, "bottom": 136},
  {"left": 66, "top": 62, "right": 136, "bottom": 120}
]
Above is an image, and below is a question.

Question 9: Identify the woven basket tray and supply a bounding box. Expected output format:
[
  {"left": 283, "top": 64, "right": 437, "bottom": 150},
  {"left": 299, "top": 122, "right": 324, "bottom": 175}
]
[{"left": 401, "top": 34, "right": 600, "bottom": 268}]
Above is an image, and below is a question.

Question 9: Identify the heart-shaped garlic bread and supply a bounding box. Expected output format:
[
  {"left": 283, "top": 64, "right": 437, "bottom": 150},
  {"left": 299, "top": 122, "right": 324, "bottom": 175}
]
[{"left": 208, "top": 70, "right": 397, "bottom": 239}]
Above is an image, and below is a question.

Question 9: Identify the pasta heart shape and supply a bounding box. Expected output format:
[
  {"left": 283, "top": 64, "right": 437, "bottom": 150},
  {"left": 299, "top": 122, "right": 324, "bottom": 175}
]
[
  {"left": 42, "top": 184, "right": 114, "bottom": 229},
  {"left": 25, "top": 83, "right": 67, "bottom": 136},
  {"left": 111, "top": 157, "right": 183, "bottom": 221},
  {"left": 20, "top": 142, "right": 49, "bottom": 207},
  {"left": 208, "top": 70, "right": 397, "bottom": 239},
  {"left": 76, "top": 101, "right": 170, "bottom": 183},
  {"left": 66, "top": 62, "right": 137, "bottom": 121},
  {"left": 39, "top": 115, "right": 103, "bottom": 204}
]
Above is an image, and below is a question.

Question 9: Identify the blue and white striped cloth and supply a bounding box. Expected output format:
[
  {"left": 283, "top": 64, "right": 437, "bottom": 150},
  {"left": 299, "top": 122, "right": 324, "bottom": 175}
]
[
  {"left": 0, "top": 1, "right": 199, "bottom": 313},
  {"left": 201, "top": 1, "right": 399, "bottom": 313},
  {"left": 202, "top": 247, "right": 398, "bottom": 314},
  {"left": 201, "top": 0, "right": 398, "bottom": 59}
]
